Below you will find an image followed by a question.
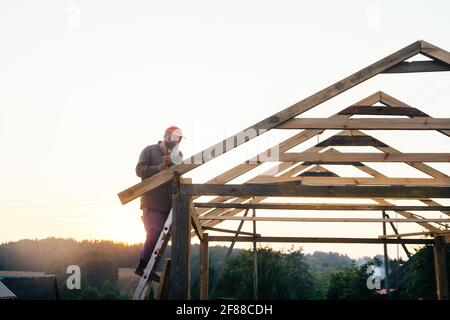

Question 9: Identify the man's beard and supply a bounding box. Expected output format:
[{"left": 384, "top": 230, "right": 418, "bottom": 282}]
[{"left": 164, "top": 140, "right": 178, "bottom": 150}]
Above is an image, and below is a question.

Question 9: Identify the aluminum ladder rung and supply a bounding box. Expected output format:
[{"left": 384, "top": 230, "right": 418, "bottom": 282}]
[{"left": 132, "top": 209, "right": 173, "bottom": 300}]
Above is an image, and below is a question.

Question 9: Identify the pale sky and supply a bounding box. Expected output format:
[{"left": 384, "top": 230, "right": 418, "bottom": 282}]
[{"left": 1, "top": 0, "right": 450, "bottom": 259}]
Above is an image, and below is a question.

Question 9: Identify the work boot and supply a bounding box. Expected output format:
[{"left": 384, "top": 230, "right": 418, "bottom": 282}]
[
  {"left": 134, "top": 259, "right": 161, "bottom": 282},
  {"left": 149, "top": 272, "right": 161, "bottom": 282},
  {"left": 134, "top": 259, "right": 148, "bottom": 277}
]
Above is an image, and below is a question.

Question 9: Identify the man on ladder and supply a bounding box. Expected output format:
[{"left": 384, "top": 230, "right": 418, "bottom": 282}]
[{"left": 134, "top": 126, "right": 184, "bottom": 280}]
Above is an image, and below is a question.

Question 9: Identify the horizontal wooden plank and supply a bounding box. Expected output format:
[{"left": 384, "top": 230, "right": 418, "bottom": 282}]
[
  {"left": 301, "top": 161, "right": 364, "bottom": 166},
  {"left": 207, "top": 236, "right": 433, "bottom": 244},
  {"left": 251, "top": 176, "right": 450, "bottom": 186},
  {"left": 199, "top": 216, "right": 450, "bottom": 223},
  {"left": 378, "top": 231, "right": 436, "bottom": 239},
  {"left": 298, "top": 171, "right": 339, "bottom": 177},
  {"left": 184, "top": 184, "right": 450, "bottom": 198},
  {"left": 382, "top": 60, "right": 450, "bottom": 73},
  {"left": 277, "top": 118, "right": 450, "bottom": 130},
  {"left": 201, "top": 226, "right": 259, "bottom": 237},
  {"left": 194, "top": 202, "right": 450, "bottom": 211},
  {"left": 338, "top": 106, "right": 428, "bottom": 116},
  {"left": 317, "top": 135, "right": 388, "bottom": 147},
  {"left": 279, "top": 152, "right": 450, "bottom": 163}
]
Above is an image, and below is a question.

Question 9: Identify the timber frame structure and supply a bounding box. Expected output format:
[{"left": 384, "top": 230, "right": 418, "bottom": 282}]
[{"left": 119, "top": 40, "right": 450, "bottom": 300}]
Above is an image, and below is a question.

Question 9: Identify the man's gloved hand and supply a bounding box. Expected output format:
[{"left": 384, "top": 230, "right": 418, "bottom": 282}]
[
  {"left": 158, "top": 163, "right": 169, "bottom": 171},
  {"left": 157, "top": 155, "right": 173, "bottom": 171},
  {"left": 163, "top": 155, "right": 172, "bottom": 166}
]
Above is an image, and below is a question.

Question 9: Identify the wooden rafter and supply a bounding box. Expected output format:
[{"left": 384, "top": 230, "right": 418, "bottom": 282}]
[
  {"left": 158, "top": 41, "right": 450, "bottom": 301},
  {"left": 190, "top": 93, "right": 382, "bottom": 217},
  {"left": 119, "top": 40, "right": 450, "bottom": 205}
]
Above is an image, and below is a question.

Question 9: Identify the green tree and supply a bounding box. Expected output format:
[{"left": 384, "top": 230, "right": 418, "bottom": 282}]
[
  {"left": 215, "top": 247, "right": 315, "bottom": 300},
  {"left": 402, "top": 245, "right": 450, "bottom": 300},
  {"left": 79, "top": 286, "right": 101, "bottom": 300},
  {"left": 100, "top": 280, "right": 123, "bottom": 300},
  {"left": 80, "top": 251, "right": 118, "bottom": 290},
  {"left": 0, "top": 250, "right": 9, "bottom": 269},
  {"left": 326, "top": 259, "right": 382, "bottom": 300}
]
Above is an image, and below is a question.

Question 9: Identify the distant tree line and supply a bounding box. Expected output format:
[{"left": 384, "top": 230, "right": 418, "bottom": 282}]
[{"left": 0, "top": 238, "right": 448, "bottom": 299}]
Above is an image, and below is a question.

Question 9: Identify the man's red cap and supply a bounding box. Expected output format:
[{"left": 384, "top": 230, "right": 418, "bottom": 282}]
[{"left": 165, "top": 126, "right": 184, "bottom": 138}]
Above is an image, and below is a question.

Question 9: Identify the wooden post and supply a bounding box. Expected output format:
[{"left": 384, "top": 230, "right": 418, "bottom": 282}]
[
  {"left": 252, "top": 208, "right": 258, "bottom": 300},
  {"left": 168, "top": 173, "right": 191, "bottom": 300},
  {"left": 384, "top": 212, "right": 411, "bottom": 259},
  {"left": 157, "top": 259, "right": 171, "bottom": 300},
  {"left": 382, "top": 211, "right": 390, "bottom": 296},
  {"left": 433, "top": 235, "right": 449, "bottom": 300},
  {"left": 200, "top": 233, "right": 209, "bottom": 300}
]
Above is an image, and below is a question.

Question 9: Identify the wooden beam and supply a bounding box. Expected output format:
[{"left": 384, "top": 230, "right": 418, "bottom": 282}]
[
  {"left": 382, "top": 60, "right": 450, "bottom": 73},
  {"left": 300, "top": 161, "right": 365, "bottom": 166},
  {"left": 193, "top": 93, "right": 445, "bottom": 228},
  {"left": 338, "top": 106, "right": 428, "bottom": 116},
  {"left": 198, "top": 216, "right": 450, "bottom": 223},
  {"left": 379, "top": 231, "right": 435, "bottom": 239},
  {"left": 194, "top": 95, "right": 450, "bottom": 233},
  {"left": 374, "top": 200, "right": 442, "bottom": 234},
  {"left": 308, "top": 149, "right": 448, "bottom": 233},
  {"left": 196, "top": 141, "right": 447, "bottom": 234},
  {"left": 316, "top": 135, "right": 388, "bottom": 147},
  {"left": 117, "top": 41, "right": 422, "bottom": 205},
  {"left": 118, "top": 164, "right": 197, "bottom": 205},
  {"left": 194, "top": 129, "right": 324, "bottom": 212},
  {"left": 381, "top": 210, "right": 390, "bottom": 295},
  {"left": 199, "top": 233, "right": 209, "bottom": 300},
  {"left": 186, "top": 184, "right": 450, "bottom": 199},
  {"left": 157, "top": 259, "right": 171, "bottom": 300},
  {"left": 279, "top": 152, "right": 450, "bottom": 163},
  {"left": 298, "top": 171, "right": 339, "bottom": 177},
  {"left": 207, "top": 236, "right": 433, "bottom": 245},
  {"left": 194, "top": 202, "right": 450, "bottom": 211},
  {"left": 433, "top": 235, "right": 449, "bottom": 300},
  {"left": 356, "top": 145, "right": 448, "bottom": 231},
  {"left": 205, "top": 163, "right": 258, "bottom": 185},
  {"left": 383, "top": 211, "right": 412, "bottom": 259},
  {"left": 193, "top": 127, "right": 344, "bottom": 217},
  {"left": 190, "top": 200, "right": 203, "bottom": 241},
  {"left": 168, "top": 189, "right": 191, "bottom": 300},
  {"left": 378, "top": 91, "right": 450, "bottom": 138},
  {"left": 202, "top": 226, "right": 258, "bottom": 237},
  {"left": 251, "top": 176, "right": 450, "bottom": 186},
  {"left": 420, "top": 199, "right": 450, "bottom": 217},
  {"left": 277, "top": 118, "right": 450, "bottom": 130},
  {"left": 345, "top": 130, "right": 449, "bottom": 179},
  {"left": 194, "top": 140, "right": 449, "bottom": 233},
  {"left": 421, "top": 40, "right": 450, "bottom": 65}
]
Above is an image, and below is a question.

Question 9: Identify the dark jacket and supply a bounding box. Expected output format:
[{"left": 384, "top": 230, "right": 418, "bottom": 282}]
[{"left": 135, "top": 142, "right": 183, "bottom": 215}]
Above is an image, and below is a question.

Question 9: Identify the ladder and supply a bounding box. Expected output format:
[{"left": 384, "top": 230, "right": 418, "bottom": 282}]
[{"left": 132, "top": 209, "right": 172, "bottom": 300}]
